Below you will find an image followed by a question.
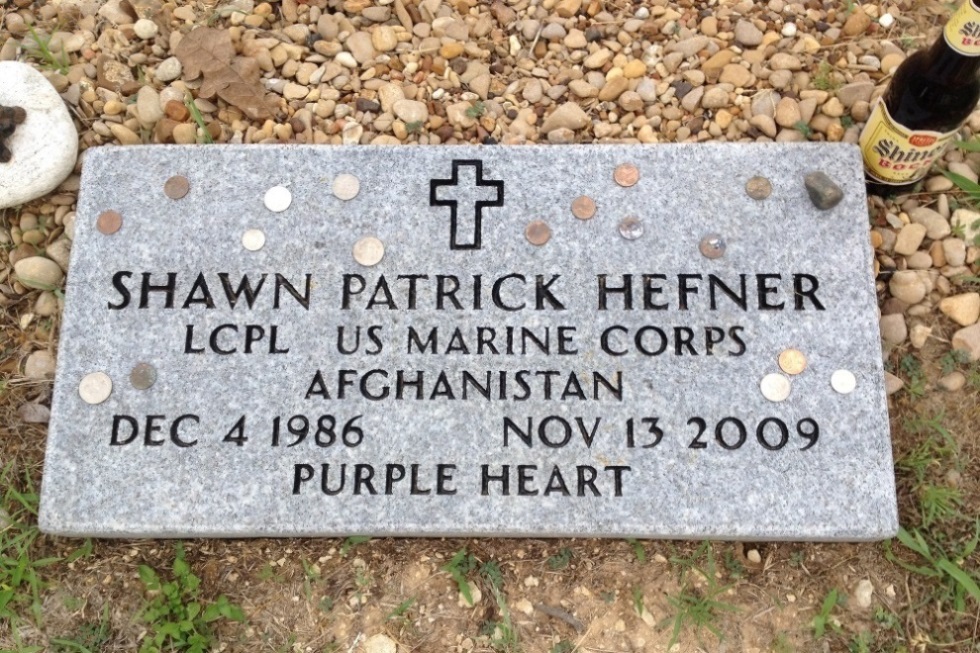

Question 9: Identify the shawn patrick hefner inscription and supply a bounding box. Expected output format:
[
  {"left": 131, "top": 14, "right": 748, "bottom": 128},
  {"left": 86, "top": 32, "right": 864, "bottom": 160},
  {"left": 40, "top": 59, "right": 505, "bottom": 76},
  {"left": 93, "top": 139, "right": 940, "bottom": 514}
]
[{"left": 40, "top": 144, "right": 897, "bottom": 540}]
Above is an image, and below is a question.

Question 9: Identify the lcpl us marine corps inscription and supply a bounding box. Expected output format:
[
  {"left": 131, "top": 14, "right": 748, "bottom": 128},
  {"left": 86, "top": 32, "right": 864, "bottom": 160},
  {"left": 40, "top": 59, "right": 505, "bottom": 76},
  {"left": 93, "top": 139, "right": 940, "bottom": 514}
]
[{"left": 41, "top": 144, "right": 898, "bottom": 540}]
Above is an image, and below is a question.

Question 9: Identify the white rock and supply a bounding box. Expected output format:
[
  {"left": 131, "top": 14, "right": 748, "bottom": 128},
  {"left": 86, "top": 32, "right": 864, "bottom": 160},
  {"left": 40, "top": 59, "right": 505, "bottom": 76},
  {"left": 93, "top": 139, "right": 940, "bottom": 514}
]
[
  {"left": 136, "top": 85, "right": 164, "bottom": 128},
  {"left": 952, "top": 323, "right": 980, "bottom": 361},
  {"left": 14, "top": 256, "right": 64, "bottom": 289},
  {"left": 781, "top": 22, "right": 797, "bottom": 37},
  {"left": 889, "top": 270, "right": 926, "bottom": 305},
  {"left": 378, "top": 83, "right": 406, "bottom": 113},
  {"left": 910, "top": 206, "right": 951, "bottom": 240},
  {"left": 134, "top": 18, "right": 159, "bottom": 39},
  {"left": 879, "top": 13, "right": 895, "bottom": 28},
  {"left": 361, "top": 634, "right": 396, "bottom": 653},
  {"left": 392, "top": 99, "right": 427, "bottom": 124},
  {"left": 854, "top": 579, "right": 874, "bottom": 609},
  {"left": 24, "top": 350, "right": 55, "bottom": 379},
  {"left": 0, "top": 62, "right": 78, "bottom": 209},
  {"left": 156, "top": 57, "right": 183, "bottom": 82},
  {"left": 879, "top": 314, "right": 907, "bottom": 346},
  {"left": 909, "top": 324, "right": 932, "bottom": 348},
  {"left": 893, "top": 223, "right": 927, "bottom": 256},
  {"left": 943, "top": 238, "right": 967, "bottom": 266},
  {"left": 540, "top": 102, "right": 589, "bottom": 133}
]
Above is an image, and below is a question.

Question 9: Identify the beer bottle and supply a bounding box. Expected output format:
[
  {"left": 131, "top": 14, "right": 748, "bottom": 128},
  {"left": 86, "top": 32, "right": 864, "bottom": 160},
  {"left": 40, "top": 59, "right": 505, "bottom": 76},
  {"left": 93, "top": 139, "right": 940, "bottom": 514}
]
[{"left": 860, "top": 0, "right": 980, "bottom": 196}]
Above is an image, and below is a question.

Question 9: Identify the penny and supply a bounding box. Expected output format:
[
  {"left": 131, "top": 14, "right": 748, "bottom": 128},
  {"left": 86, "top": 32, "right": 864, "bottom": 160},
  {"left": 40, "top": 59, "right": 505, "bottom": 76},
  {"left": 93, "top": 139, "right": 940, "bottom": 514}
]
[
  {"left": 745, "top": 176, "right": 773, "bottom": 200},
  {"left": 778, "top": 348, "right": 807, "bottom": 375},
  {"left": 613, "top": 163, "right": 640, "bottom": 187},
  {"left": 164, "top": 175, "right": 190, "bottom": 200},
  {"left": 571, "top": 195, "right": 596, "bottom": 220},
  {"left": 760, "top": 373, "right": 791, "bottom": 402},
  {"left": 96, "top": 210, "right": 122, "bottom": 235},
  {"left": 525, "top": 220, "right": 552, "bottom": 246}
]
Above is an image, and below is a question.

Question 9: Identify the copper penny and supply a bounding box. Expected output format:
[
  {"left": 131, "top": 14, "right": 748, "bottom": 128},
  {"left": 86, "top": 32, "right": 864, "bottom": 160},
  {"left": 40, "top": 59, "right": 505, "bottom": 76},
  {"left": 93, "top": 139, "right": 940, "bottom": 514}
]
[
  {"left": 96, "top": 210, "right": 122, "bottom": 235},
  {"left": 164, "top": 175, "right": 190, "bottom": 199},
  {"left": 525, "top": 220, "right": 551, "bottom": 246},
  {"left": 613, "top": 163, "right": 640, "bottom": 187},
  {"left": 571, "top": 195, "right": 597, "bottom": 220},
  {"left": 745, "top": 176, "right": 772, "bottom": 200},
  {"left": 778, "top": 348, "right": 807, "bottom": 375}
]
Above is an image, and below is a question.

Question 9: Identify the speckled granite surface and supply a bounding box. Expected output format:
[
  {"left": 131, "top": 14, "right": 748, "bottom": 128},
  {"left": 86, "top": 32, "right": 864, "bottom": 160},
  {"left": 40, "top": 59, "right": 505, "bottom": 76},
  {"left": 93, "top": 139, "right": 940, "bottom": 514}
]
[{"left": 39, "top": 143, "right": 897, "bottom": 540}]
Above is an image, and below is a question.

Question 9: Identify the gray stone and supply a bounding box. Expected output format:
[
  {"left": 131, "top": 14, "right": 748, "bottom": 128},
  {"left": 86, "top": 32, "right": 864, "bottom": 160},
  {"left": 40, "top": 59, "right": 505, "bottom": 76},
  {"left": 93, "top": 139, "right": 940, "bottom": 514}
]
[
  {"left": 40, "top": 143, "right": 896, "bottom": 540},
  {"left": 804, "top": 171, "right": 844, "bottom": 210},
  {"left": 0, "top": 61, "right": 79, "bottom": 209}
]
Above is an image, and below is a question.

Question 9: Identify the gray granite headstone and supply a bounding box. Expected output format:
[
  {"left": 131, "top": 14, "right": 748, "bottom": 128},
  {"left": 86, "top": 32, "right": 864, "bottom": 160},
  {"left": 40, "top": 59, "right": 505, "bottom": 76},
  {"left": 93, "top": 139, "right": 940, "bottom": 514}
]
[{"left": 40, "top": 143, "right": 897, "bottom": 540}]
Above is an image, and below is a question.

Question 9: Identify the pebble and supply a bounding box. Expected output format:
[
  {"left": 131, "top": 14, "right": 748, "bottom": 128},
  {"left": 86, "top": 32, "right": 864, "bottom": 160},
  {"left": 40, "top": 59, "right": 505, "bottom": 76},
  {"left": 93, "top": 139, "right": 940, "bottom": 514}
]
[
  {"left": 879, "top": 314, "right": 907, "bottom": 346},
  {"left": 569, "top": 79, "right": 598, "bottom": 98},
  {"left": 889, "top": 270, "right": 927, "bottom": 305},
  {"left": 939, "top": 372, "right": 967, "bottom": 392},
  {"left": 952, "top": 323, "right": 980, "bottom": 361},
  {"left": 911, "top": 207, "right": 952, "bottom": 240},
  {"left": 45, "top": 239, "right": 71, "bottom": 272},
  {"left": 837, "top": 82, "right": 875, "bottom": 108},
  {"left": 0, "top": 62, "right": 79, "bottom": 209},
  {"left": 769, "top": 53, "right": 802, "bottom": 71},
  {"left": 781, "top": 22, "right": 797, "bottom": 37},
  {"left": 137, "top": 86, "right": 163, "bottom": 128},
  {"left": 701, "top": 87, "right": 730, "bottom": 110},
  {"left": 804, "top": 171, "right": 844, "bottom": 210},
  {"left": 347, "top": 32, "right": 377, "bottom": 64},
  {"left": 893, "top": 223, "right": 927, "bottom": 256},
  {"left": 719, "top": 64, "right": 753, "bottom": 88},
  {"left": 939, "top": 293, "right": 980, "bottom": 326},
  {"left": 735, "top": 20, "right": 764, "bottom": 46},
  {"left": 134, "top": 18, "right": 159, "bottom": 39},
  {"left": 393, "top": 99, "right": 427, "bottom": 124},
  {"left": 774, "top": 98, "right": 802, "bottom": 127},
  {"left": 156, "top": 57, "right": 183, "bottom": 82},
  {"left": 667, "top": 36, "right": 709, "bottom": 58},
  {"left": 881, "top": 53, "right": 905, "bottom": 75},
  {"left": 362, "top": 634, "right": 397, "bottom": 653},
  {"left": 879, "top": 13, "right": 896, "bottom": 29},
  {"left": 540, "top": 102, "right": 589, "bottom": 133},
  {"left": 34, "top": 291, "right": 59, "bottom": 316},
  {"left": 884, "top": 372, "right": 904, "bottom": 395},
  {"left": 943, "top": 238, "right": 967, "bottom": 267},
  {"left": 843, "top": 10, "right": 871, "bottom": 36},
  {"left": 14, "top": 256, "right": 64, "bottom": 289},
  {"left": 910, "top": 324, "right": 932, "bottom": 349},
  {"left": 372, "top": 26, "right": 398, "bottom": 52},
  {"left": 24, "top": 350, "right": 56, "bottom": 379},
  {"left": 854, "top": 579, "right": 874, "bottom": 609},
  {"left": 598, "top": 77, "right": 628, "bottom": 102}
]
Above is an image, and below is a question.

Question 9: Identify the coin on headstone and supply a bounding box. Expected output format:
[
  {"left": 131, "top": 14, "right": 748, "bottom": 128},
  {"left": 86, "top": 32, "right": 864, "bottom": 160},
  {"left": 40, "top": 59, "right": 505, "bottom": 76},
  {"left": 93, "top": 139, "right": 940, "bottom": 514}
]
[
  {"left": 778, "top": 348, "right": 807, "bottom": 375},
  {"left": 618, "top": 216, "right": 643, "bottom": 240},
  {"left": 353, "top": 236, "right": 384, "bottom": 266},
  {"left": 78, "top": 372, "right": 112, "bottom": 405},
  {"left": 571, "top": 195, "right": 596, "bottom": 220},
  {"left": 613, "top": 163, "right": 640, "bottom": 187},
  {"left": 760, "top": 373, "right": 791, "bottom": 402},
  {"left": 164, "top": 175, "right": 190, "bottom": 200},
  {"left": 130, "top": 362, "right": 157, "bottom": 390},
  {"left": 831, "top": 369, "right": 857, "bottom": 394},
  {"left": 264, "top": 185, "right": 292, "bottom": 212},
  {"left": 333, "top": 173, "right": 361, "bottom": 200},
  {"left": 745, "top": 176, "right": 772, "bottom": 200},
  {"left": 96, "top": 210, "right": 122, "bottom": 235},
  {"left": 525, "top": 220, "right": 551, "bottom": 245},
  {"left": 242, "top": 229, "right": 266, "bottom": 251}
]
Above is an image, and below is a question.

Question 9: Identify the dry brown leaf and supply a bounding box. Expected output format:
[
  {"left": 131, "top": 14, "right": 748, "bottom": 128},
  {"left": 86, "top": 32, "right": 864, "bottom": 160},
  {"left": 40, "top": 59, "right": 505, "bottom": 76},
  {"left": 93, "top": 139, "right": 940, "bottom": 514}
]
[
  {"left": 175, "top": 27, "right": 236, "bottom": 79},
  {"left": 199, "top": 57, "right": 275, "bottom": 120}
]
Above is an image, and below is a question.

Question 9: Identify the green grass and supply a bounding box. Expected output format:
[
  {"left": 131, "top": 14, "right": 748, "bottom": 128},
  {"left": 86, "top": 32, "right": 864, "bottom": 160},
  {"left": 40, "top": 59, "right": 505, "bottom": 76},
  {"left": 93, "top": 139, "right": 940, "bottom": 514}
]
[
  {"left": 546, "top": 547, "right": 572, "bottom": 570},
  {"left": 897, "top": 353, "right": 927, "bottom": 397},
  {"left": 661, "top": 542, "right": 739, "bottom": 648},
  {"left": 626, "top": 538, "right": 646, "bottom": 563},
  {"left": 811, "top": 588, "right": 843, "bottom": 638},
  {"left": 183, "top": 94, "right": 214, "bottom": 145},
  {"left": 137, "top": 542, "right": 245, "bottom": 653},
  {"left": 885, "top": 524, "right": 980, "bottom": 614},
  {"left": 442, "top": 548, "right": 478, "bottom": 606},
  {"left": 25, "top": 25, "right": 69, "bottom": 74},
  {"left": 812, "top": 61, "right": 841, "bottom": 91},
  {"left": 339, "top": 535, "right": 371, "bottom": 556}
]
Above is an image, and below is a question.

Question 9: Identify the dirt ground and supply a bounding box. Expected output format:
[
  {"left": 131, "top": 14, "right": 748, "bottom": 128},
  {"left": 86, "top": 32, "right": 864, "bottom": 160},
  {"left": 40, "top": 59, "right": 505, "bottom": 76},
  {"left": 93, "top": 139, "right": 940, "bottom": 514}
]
[{"left": 3, "top": 0, "right": 980, "bottom": 651}]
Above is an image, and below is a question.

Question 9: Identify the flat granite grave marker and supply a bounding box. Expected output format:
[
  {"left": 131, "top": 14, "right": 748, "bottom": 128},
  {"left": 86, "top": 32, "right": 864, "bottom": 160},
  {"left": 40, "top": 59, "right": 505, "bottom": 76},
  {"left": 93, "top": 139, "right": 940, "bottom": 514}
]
[{"left": 40, "top": 143, "right": 898, "bottom": 540}]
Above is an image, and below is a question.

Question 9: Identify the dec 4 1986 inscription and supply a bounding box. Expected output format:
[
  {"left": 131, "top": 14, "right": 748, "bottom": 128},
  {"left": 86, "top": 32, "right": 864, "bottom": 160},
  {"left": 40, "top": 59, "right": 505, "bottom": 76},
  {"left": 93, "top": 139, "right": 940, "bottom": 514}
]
[{"left": 40, "top": 144, "right": 897, "bottom": 540}]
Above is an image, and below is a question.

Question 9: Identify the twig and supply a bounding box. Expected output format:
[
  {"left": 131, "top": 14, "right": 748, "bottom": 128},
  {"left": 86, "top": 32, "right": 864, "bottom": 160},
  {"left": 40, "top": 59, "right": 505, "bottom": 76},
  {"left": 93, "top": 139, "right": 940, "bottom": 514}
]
[{"left": 534, "top": 602, "right": 585, "bottom": 632}]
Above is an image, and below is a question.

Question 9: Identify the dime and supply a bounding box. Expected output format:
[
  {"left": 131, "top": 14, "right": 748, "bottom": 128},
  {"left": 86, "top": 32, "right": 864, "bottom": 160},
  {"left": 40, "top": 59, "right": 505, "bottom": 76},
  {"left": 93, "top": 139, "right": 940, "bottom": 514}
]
[
  {"left": 353, "top": 236, "right": 385, "bottom": 266},
  {"left": 831, "top": 369, "right": 857, "bottom": 394},
  {"left": 760, "top": 373, "right": 791, "bottom": 402},
  {"left": 78, "top": 372, "right": 113, "bottom": 405}
]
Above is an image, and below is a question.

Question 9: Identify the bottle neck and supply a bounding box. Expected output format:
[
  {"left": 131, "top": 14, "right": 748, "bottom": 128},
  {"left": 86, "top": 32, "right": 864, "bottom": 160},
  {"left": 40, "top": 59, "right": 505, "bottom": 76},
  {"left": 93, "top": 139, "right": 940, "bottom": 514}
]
[{"left": 928, "top": 33, "right": 980, "bottom": 86}]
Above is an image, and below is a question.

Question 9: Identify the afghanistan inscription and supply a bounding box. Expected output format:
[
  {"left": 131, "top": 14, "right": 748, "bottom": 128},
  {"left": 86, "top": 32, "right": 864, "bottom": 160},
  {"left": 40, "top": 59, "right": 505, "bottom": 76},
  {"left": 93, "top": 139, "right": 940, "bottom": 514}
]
[{"left": 40, "top": 143, "right": 897, "bottom": 540}]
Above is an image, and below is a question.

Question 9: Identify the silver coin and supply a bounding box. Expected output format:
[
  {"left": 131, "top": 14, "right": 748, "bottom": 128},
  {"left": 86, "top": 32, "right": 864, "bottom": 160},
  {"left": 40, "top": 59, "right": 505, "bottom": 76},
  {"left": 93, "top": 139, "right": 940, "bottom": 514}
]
[
  {"left": 263, "top": 185, "right": 292, "bottom": 212},
  {"left": 760, "top": 373, "right": 791, "bottom": 402},
  {"left": 78, "top": 372, "right": 113, "bottom": 405},
  {"left": 831, "top": 369, "right": 857, "bottom": 394},
  {"left": 242, "top": 229, "right": 266, "bottom": 251}
]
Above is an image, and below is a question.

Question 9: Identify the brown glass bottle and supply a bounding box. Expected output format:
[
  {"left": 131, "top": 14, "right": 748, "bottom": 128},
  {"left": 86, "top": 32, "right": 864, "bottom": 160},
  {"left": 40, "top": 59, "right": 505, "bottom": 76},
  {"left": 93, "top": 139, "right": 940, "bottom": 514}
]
[{"left": 861, "top": 1, "right": 980, "bottom": 197}]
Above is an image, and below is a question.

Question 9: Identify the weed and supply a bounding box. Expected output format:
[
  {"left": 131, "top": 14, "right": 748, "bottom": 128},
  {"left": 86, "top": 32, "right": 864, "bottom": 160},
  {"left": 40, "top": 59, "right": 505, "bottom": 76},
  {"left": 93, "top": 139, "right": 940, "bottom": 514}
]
[
  {"left": 257, "top": 562, "right": 285, "bottom": 583},
  {"left": 50, "top": 605, "right": 113, "bottom": 652},
  {"left": 812, "top": 588, "right": 843, "bottom": 638},
  {"left": 940, "top": 349, "right": 970, "bottom": 375},
  {"left": 793, "top": 120, "right": 813, "bottom": 139},
  {"left": 600, "top": 590, "right": 616, "bottom": 603},
  {"left": 183, "top": 93, "right": 214, "bottom": 145},
  {"left": 300, "top": 559, "right": 320, "bottom": 601},
  {"left": 771, "top": 633, "right": 794, "bottom": 653},
  {"left": 550, "top": 641, "right": 574, "bottom": 653},
  {"left": 442, "top": 548, "right": 478, "bottom": 606},
  {"left": 385, "top": 597, "right": 415, "bottom": 623},
  {"left": 661, "top": 542, "right": 739, "bottom": 648},
  {"left": 480, "top": 563, "right": 519, "bottom": 652},
  {"left": 723, "top": 550, "right": 745, "bottom": 579},
  {"left": 812, "top": 61, "right": 841, "bottom": 91},
  {"left": 841, "top": 114, "right": 854, "bottom": 129},
  {"left": 0, "top": 462, "right": 88, "bottom": 634},
  {"left": 898, "top": 354, "right": 927, "bottom": 396},
  {"left": 631, "top": 586, "right": 645, "bottom": 615},
  {"left": 25, "top": 25, "right": 69, "bottom": 74},
  {"left": 849, "top": 631, "right": 874, "bottom": 653},
  {"left": 918, "top": 483, "right": 964, "bottom": 528},
  {"left": 340, "top": 535, "right": 371, "bottom": 556},
  {"left": 967, "top": 363, "right": 980, "bottom": 391},
  {"left": 405, "top": 120, "right": 424, "bottom": 134},
  {"left": 626, "top": 538, "right": 646, "bottom": 563},
  {"left": 465, "top": 101, "right": 487, "bottom": 118},
  {"left": 547, "top": 547, "right": 573, "bottom": 570},
  {"left": 138, "top": 542, "right": 245, "bottom": 653},
  {"left": 885, "top": 524, "right": 980, "bottom": 613}
]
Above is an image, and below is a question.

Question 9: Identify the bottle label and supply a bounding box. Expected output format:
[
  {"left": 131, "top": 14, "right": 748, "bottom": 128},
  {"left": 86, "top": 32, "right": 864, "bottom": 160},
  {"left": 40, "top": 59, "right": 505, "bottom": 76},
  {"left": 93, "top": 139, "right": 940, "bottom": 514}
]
[
  {"left": 944, "top": 0, "right": 980, "bottom": 56},
  {"left": 859, "top": 99, "right": 958, "bottom": 186}
]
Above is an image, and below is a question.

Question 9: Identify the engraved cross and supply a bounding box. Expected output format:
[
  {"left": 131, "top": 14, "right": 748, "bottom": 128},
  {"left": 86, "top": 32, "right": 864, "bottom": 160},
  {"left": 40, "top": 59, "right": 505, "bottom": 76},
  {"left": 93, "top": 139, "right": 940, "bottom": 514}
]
[{"left": 429, "top": 159, "right": 505, "bottom": 250}]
